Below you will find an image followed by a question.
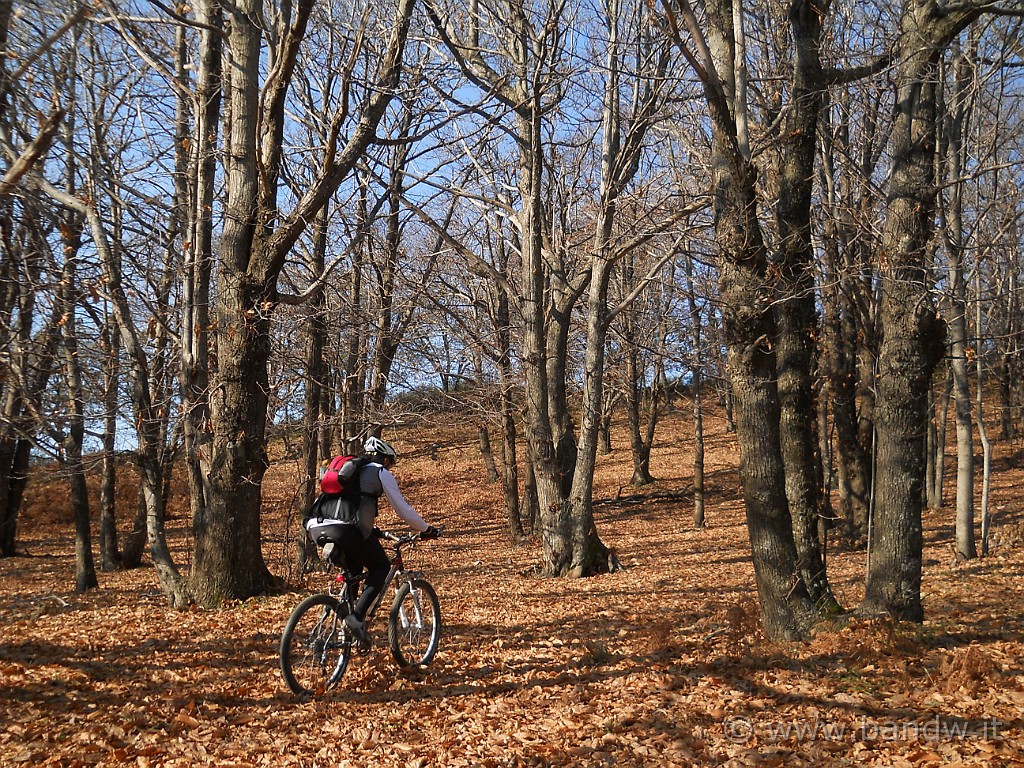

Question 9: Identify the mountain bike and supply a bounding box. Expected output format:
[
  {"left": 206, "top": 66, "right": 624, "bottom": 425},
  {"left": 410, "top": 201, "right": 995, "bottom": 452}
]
[{"left": 279, "top": 527, "right": 443, "bottom": 696}]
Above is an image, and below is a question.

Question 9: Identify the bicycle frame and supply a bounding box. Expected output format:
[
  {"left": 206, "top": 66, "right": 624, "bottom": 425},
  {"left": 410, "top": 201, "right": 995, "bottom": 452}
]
[{"left": 329, "top": 536, "right": 426, "bottom": 624}]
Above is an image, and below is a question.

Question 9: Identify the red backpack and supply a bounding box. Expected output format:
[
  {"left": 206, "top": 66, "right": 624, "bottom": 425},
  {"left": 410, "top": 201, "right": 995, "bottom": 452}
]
[
  {"left": 303, "top": 455, "right": 369, "bottom": 528},
  {"left": 320, "top": 455, "right": 365, "bottom": 497}
]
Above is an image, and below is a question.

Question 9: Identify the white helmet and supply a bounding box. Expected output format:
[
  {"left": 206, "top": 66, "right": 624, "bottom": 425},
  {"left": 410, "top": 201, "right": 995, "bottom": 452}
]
[{"left": 363, "top": 435, "right": 397, "bottom": 460}]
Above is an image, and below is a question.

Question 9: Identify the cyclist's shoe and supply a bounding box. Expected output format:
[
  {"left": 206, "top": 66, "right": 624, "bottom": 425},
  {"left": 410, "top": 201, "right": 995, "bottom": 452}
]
[{"left": 344, "top": 613, "right": 370, "bottom": 643}]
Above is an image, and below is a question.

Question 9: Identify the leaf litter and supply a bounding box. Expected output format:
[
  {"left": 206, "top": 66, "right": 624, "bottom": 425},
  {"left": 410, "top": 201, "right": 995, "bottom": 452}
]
[{"left": 1, "top": 409, "right": 1022, "bottom": 766}]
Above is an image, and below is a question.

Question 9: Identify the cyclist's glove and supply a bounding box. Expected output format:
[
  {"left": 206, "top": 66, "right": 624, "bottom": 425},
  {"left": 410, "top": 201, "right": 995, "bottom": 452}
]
[{"left": 420, "top": 525, "right": 440, "bottom": 540}]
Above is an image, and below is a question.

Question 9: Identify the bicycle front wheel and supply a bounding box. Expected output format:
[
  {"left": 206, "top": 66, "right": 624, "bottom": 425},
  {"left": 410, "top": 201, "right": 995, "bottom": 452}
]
[
  {"left": 280, "top": 594, "right": 351, "bottom": 695},
  {"left": 389, "top": 579, "right": 441, "bottom": 668}
]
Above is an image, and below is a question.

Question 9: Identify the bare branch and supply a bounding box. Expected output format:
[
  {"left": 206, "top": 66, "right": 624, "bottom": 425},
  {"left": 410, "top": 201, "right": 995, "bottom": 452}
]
[{"left": 0, "top": 109, "right": 64, "bottom": 197}]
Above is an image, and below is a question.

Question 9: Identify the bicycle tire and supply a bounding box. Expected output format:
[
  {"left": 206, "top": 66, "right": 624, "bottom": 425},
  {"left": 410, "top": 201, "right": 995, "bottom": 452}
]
[
  {"left": 388, "top": 578, "right": 441, "bottom": 668},
  {"left": 279, "top": 593, "right": 351, "bottom": 695}
]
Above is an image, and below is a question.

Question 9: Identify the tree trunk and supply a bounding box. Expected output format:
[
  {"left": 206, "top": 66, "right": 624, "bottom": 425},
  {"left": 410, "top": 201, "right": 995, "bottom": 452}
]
[
  {"left": 621, "top": 255, "right": 655, "bottom": 485},
  {"left": 120, "top": 487, "right": 147, "bottom": 569},
  {"left": 774, "top": 0, "right": 839, "bottom": 613},
  {"left": 193, "top": 0, "right": 275, "bottom": 602},
  {"left": 567, "top": 252, "right": 615, "bottom": 575},
  {"left": 500, "top": 413, "right": 525, "bottom": 542},
  {"left": 191, "top": 0, "right": 417, "bottom": 604},
  {"left": 684, "top": 252, "right": 706, "bottom": 529},
  {"left": 824, "top": 274, "right": 872, "bottom": 538},
  {"left": 2, "top": 316, "right": 52, "bottom": 555},
  {"left": 99, "top": 319, "right": 121, "bottom": 572},
  {"left": 179, "top": 0, "right": 221, "bottom": 567},
  {"left": 193, "top": 270, "right": 277, "bottom": 604},
  {"left": 667, "top": 0, "right": 820, "bottom": 640},
  {"left": 975, "top": 254, "right": 993, "bottom": 556},
  {"left": 625, "top": 334, "right": 654, "bottom": 486},
  {"left": 512, "top": 79, "right": 574, "bottom": 571},
  {"left": 59, "top": 214, "right": 97, "bottom": 593},
  {"left": 494, "top": 255, "right": 524, "bottom": 542},
  {"left": 863, "top": 2, "right": 976, "bottom": 621},
  {"left": 478, "top": 424, "right": 500, "bottom": 483},
  {"left": 928, "top": 367, "right": 951, "bottom": 509},
  {"left": 600, "top": 418, "right": 612, "bottom": 457},
  {"left": 544, "top": 274, "right": 579, "bottom": 501},
  {"left": 942, "top": 38, "right": 977, "bottom": 561},
  {"left": 297, "top": 205, "right": 329, "bottom": 576},
  {"left": 994, "top": 264, "right": 1020, "bottom": 439}
]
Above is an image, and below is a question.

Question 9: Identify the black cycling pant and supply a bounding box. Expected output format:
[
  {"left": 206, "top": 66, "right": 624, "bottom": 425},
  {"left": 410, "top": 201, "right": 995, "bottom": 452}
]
[{"left": 334, "top": 525, "right": 390, "bottom": 620}]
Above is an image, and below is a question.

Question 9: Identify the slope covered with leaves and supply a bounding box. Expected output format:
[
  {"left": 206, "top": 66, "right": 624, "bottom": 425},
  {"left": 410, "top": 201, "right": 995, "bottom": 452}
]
[{"left": 2, "top": 407, "right": 1023, "bottom": 767}]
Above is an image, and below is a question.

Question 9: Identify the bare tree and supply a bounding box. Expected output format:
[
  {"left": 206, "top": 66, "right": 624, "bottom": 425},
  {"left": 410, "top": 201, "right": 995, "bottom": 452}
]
[
  {"left": 939, "top": 35, "right": 978, "bottom": 561},
  {"left": 772, "top": 0, "right": 841, "bottom": 613},
  {"left": 659, "top": 0, "right": 820, "bottom": 640},
  {"left": 189, "top": 0, "right": 418, "bottom": 605},
  {"left": 860, "top": 0, "right": 1024, "bottom": 621},
  {"left": 681, "top": 250, "right": 706, "bottom": 528}
]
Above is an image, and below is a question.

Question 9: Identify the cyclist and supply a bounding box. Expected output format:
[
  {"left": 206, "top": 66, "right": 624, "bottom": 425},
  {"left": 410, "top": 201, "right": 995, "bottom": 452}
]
[{"left": 327, "top": 436, "right": 439, "bottom": 642}]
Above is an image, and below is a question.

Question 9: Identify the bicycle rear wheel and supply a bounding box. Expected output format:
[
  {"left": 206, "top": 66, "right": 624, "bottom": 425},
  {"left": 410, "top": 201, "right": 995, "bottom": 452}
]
[
  {"left": 388, "top": 579, "right": 441, "bottom": 668},
  {"left": 280, "top": 594, "right": 352, "bottom": 695}
]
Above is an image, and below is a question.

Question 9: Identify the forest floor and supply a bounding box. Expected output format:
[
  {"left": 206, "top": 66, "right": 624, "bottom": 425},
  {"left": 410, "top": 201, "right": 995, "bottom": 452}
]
[{"left": 1, "top": 406, "right": 1024, "bottom": 767}]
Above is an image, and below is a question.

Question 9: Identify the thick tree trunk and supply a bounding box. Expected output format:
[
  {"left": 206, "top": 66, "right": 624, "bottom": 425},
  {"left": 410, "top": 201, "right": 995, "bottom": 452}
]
[
  {"left": 192, "top": 273, "right": 276, "bottom": 603},
  {"left": 0, "top": 442, "right": 18, "bottom": 557},
  {"left": 692, "top": 0, "right": 820, "bottom": 639},
  {"left": 773, "top": 0, "right": 839, "bottom": 613},
  {"left": 514, "top": 92, "right": 575, "bottom": 572},
  {"left": 0, "top": 438, "right": 29, "bottom": 557},
  {"left": 191, "top": 0, "right": 416, "bottom": 604},
  {"left": 120, "top": 488, "right": 147, "bottom": 569},
  {"left": 188, "top": 0, "right": 276, "bottom": 605},
  {"left": 863, "top": 2, "right": 974, "bottom": 620}
]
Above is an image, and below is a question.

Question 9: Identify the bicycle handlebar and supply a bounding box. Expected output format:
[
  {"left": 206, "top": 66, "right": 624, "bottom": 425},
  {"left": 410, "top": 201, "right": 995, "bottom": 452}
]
[{"left": 380, "top": 524, "right": 445, "bottom": 547}]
